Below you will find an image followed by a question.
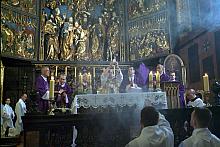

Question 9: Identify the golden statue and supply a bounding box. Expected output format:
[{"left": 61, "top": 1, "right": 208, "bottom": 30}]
[
  {"left": 77, "top": 29, "right": 88, "bottom": 60},
  {"left": 44, "top": 15, "right": 59, "bottom": 60},
  {"left": 107, "top": 21, "right": 119, "bottom": 61},
  {"left": 91, "top": 18, "right": 105, "bottom": 60},
  {"left": 1, "top": 23, "right": 15, "bottom": 53},
  {"left": 61, "top": 17, "right": 74, "bottom": 60}
]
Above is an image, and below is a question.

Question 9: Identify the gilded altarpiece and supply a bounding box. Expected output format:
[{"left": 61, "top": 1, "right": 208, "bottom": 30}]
[
  {"left": 40, "top": 0, "right": 125, "bottom": 62},
  {"left": 1, "top": 0, "right": 39, "bottom": 59},
  {"left": 127, "top": 0, "right": 171, "bottom": 61}
]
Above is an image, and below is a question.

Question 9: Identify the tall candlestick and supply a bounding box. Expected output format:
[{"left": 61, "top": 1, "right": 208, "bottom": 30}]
[
  {"left": 49, "top": 75, "right": 55, "bottom": 100},
  {"left": 156, "top": 71, "right": 160, "bottom": 89},
  {"left": 88, "top": 72, "right": 91, "bottom": 85},
  {"left": 149, "top": 71, "right": 153, "bottom": 82},
  {"left": 74, "top": 67, "right": 77, "bottom": 78},
  {"left": 79, "top": 72, "right": 83, "bottom": 85},
  {"left": 55, "top": 66, "right": 58, "bottom": 77},
  {"left": 113, "top": 65, "right": 116, "bottom": 77},
  {"left": 203, "top": 73, "right": 210, "bottom": 92},
  {"left": 93, "top": 67, "right": 96, "bottom": 78},
  {"left": 65, "top": 66, "right": 68, "bottom": 76},
  {"left": 149, "top": 71, "right": 153, "bottom": 88},
  {"left": 156, "top": 71, "right": 160, "bottom": 82}
]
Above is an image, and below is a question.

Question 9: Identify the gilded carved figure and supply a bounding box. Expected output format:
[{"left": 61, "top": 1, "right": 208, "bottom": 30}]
[
  {"left": 44, "top": 15, "right": 59, "bottom": 60},
  {"left": 91, "top": 18, "right": 105, "bottom": 60}
]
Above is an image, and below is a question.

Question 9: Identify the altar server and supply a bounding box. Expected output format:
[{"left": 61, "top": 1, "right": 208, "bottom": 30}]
[
  {"left": 8, "top": 93, "right": 28, "bottom": 136},
  {"left": 55, "top": 74, "right": 73, "bottom": 108},
  {"left": 36, "top": 66, "right": 50, "bottom": 112},
  {"left": 2, "top": 98, "right": 15, "bottom": 134},
  {"left": 179, "top": 107, "right": 220, "bottom": 147},
  {"left": 126, "top": 106, "right": 174, "bottom": 147},
  {"left": 186, "top": 89, "right": 205, "bottom": 107},
  {"left": 156, "top": 64, "right": 170, "bottom": 82}
]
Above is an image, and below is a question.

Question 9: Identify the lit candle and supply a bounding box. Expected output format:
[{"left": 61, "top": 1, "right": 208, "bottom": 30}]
[
  {"left": 203, "top": 73, "right": 210, "bottom": 92},
  {"left": 65, "top": 66, "right": 68, "bottom": 76},
  {"left": 55, "top": 66, "right": 58, "bottom": 77},
  {"left": 88, "top": 72, "right": 91, "bottom": 85},
  {"left": 49, "top": 74, "right": 55, "bottom": 100}
]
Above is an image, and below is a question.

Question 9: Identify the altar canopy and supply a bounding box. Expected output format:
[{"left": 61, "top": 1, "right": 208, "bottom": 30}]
[{"left": 71, "top": 92, "right": 167, "bottom": 113}]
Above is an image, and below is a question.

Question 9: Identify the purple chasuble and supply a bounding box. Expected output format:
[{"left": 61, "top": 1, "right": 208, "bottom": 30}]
[
  {"left": 55, "top": 83, "right": 73, "bottom": 108},
  {"left": 35, "top": 75, "right": 49, "bottom": 112},
  {"left": 135, "top": 63, "right": 149, "bottom": 87}
]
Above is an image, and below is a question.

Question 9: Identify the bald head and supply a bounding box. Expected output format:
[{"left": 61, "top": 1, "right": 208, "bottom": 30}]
[
  {"left": 41, "top": 66, "right": 50, "bottom": 77},
  {"left": 186, "top": 89, "right": 197, "bottom": 100}
]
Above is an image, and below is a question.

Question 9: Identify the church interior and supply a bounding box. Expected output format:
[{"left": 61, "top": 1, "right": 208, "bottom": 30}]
[{"left": 1, "top": 0, "right": 220, "bottom": 146}]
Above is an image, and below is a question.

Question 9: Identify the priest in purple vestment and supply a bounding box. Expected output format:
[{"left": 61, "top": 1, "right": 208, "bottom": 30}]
[
  {"left": 35, "top": 66, "right": 50, "bottom": 113},
  {"left": 55, "top": 74, "right": 73, "bottom": 108}
]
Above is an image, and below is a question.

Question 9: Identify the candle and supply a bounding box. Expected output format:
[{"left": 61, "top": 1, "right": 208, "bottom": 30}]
[
  {"left": 88, "top": 72, "right": 91, "bottom": 85},
  {"left": 55, "top": 66, "right": 58, "bottom": 77},
  {"left": 49, "top": 75, "right": 55, "bottom": 100},
  {"left": 65, "top": 66, "right": 68, "bottom": 76},
  {"left": 149, "top": 71, "right": 153, "bottom": 88},
  {"left": 113, "top": 65, "right": 116, "bottom": 77},
  {"left": 203, "top": 73, "right": 210, "bottom": 92},
  {"left": 156, "top": 71, "right": 160, "bottom": 89},
  {"left": 156, "top": 71, "right": 160, "bottom": 82},
  {"left": 93, "top": 67, "right": 96, "bottom": 78},
  {"left": 74, "top": 67, "right": 77, "bottom": 78},
  {"left": 149, "top": 71, "right": 153, "bottom": 82},
  {"left": 79, "top": 72, "right": 83, "bottom": 84}
]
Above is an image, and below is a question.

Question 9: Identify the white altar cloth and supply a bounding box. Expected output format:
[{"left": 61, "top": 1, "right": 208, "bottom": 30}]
[{"left": 71, "top": 92, "right": 167, "bottom": 113}]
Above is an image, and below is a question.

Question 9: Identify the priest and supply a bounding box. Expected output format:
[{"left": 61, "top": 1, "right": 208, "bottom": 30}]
[
  {"left": 36, "top": 66, "right": 50, "bottom": 113},
  {"left": 55, "top": 74, "right": 73, "bottom": 108}
]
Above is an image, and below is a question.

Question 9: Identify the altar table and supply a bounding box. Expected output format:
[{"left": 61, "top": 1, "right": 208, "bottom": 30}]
[{"left": 71, "top": 92, "right": 167, "bottom": 113}]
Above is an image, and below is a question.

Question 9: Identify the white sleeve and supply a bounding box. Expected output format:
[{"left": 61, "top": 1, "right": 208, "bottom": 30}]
[
  {"left": 3, "top": 106, "right": 10, "bottom": 118},
  {"left": 15, "top": 103, "right": 22, "bottom": 123},
  {"left": 42, "top": 90, "right": 49, "bottom": 100},
  {"left": 194, "top": 99, "right": 205, "bottom": 107}
]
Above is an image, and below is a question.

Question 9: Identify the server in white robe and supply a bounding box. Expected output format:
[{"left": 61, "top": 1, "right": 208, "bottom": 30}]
[
  {"left": 2, "top": 98, "right": 15, "bottom": 134},
  {"left": 126, "top": 106, "right": 174, "bottom": 147},
  {"left": 179, "top": 107, "right": 220, "bottom": 147},
  {"left": 9, "top": 93, "right": 28, "bottom": 136},
  {"left": 15, "top": 94, "right": 27, "bottom": 134},
  {"left": 186, "top": 89, "right": 205, "bottom": 107}
]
